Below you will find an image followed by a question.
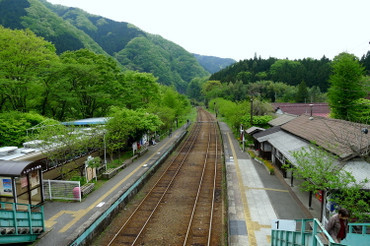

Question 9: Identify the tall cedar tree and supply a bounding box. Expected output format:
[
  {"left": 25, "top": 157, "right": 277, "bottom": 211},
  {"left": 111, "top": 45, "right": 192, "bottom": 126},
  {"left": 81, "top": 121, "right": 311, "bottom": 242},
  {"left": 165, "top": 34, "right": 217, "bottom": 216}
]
[{"left": 328, "top": 53, "right": 366, "bottom": 120}]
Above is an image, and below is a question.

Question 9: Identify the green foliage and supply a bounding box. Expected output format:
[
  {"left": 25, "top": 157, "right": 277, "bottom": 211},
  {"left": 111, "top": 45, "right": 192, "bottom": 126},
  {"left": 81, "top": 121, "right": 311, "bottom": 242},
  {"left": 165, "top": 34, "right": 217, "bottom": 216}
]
[
  {"left": 0, "top": 26, "right": 59, "bottom": 112},
  {"left": 0, "top": 111, "right": 46, "bottom": 146},
  {"left": 289, "top": 145, "right": 369, "bottom": 220},
  {"left": 360, "top": 51, "right": 370, "bottom": 75},
  {"left": 241, "top": 115, "right": 274, "bottom": 129},
  {"left": 1, "top": 0, "right": 209, "bottom": 94},
  {"left": 0, "top": 0, "right": 30, "bottom": 29},
  {"left": 118, "top": 71, "right": 161, "bottom": 110},
  {"left": 22, "top": 0, "right": 106, "bottom": 55},
  {"left": 115, "top": 35, "right": 208, "bottom": 93},
  {"left": 330, "top": 186, "right": 370, "bottom": 222},
  {"left": 210, "top": 56, "right": 331, "bottom": 92},
  {"left": 295, "top": 81, "right": 309, "bottom": 103},
  {"left": 209, "top": 98, "right": 250, "bottom": 131},
  {"left": 328, "top": 52, "right": 366, "bottom": 120},
  {"left": 347, "top": 98, "right": 370, "bottom": 124},
  {"left": 186, "top": 77, "right": 208, "bottom": 102},
  {"left": 289, "top": 145, "right": 355, "bottom": 192},
  {"left": 248, "top": 150, "right": 275, "bottom": 174},
  {"left": 105, "top": 108, "right": 163, "bottom": 157},
  {"left": 86, "top": 156, "right": 101, "bottom": 168}
]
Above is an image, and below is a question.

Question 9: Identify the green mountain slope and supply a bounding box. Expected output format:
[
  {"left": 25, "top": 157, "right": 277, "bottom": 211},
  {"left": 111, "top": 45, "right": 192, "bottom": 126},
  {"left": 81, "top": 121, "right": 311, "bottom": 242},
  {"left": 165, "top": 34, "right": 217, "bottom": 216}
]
[
  {"left": 0, "top": 0, "right": 209, "bottom": 91},
  {"left": 0, "top": 0, "right": 107, "bottom": 55},
  {"left": 193, "top": 54, "right": 236, "bottom": 74}
]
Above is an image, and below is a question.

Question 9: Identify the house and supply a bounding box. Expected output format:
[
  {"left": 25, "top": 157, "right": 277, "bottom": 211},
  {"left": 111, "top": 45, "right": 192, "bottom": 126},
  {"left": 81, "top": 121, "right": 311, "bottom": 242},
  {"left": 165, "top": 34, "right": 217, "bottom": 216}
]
[
  {"left": 251, "top": 114, "right": 369, "bottom": 221},
  {"left": 272, "top": 103, "right": 330, "bottom": 117},
  {"left": 268, "top": 113, "right": 297, "bottom": 127}
]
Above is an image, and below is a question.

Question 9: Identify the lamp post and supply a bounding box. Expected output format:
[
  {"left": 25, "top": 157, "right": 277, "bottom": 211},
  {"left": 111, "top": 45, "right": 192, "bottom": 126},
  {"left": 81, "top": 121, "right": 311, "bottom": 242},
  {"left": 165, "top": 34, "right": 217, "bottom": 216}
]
[
  {"left": 250, "top": 98, "right": 253, "bottom": 126},
  {"left": 103, "top": 132, "right": 107, "bottom": 170}
]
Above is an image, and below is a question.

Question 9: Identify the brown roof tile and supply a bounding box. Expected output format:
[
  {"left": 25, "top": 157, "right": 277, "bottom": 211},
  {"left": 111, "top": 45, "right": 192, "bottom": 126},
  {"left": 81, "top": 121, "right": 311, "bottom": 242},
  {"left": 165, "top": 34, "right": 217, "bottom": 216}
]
[
  {"left": 272, "top": 103, "right": 330, "bottom": 117},
  {"left": 281, "top": 115, "right": 370, "bottom": 159}
]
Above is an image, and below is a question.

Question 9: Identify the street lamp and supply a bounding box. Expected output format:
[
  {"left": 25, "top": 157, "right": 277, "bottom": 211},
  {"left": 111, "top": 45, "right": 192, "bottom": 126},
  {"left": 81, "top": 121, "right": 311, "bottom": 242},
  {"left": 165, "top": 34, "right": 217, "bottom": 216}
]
[
  {"left": 250, "top": 98, "right": 253, "bottom": 126},
  {"left": 103, "top": 132, "right": 107, "bottom": 170}
]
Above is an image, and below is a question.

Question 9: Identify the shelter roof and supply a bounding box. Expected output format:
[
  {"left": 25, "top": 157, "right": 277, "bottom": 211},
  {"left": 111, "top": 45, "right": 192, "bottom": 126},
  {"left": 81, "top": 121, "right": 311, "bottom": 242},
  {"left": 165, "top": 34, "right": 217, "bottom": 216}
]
[
  {"left": 265, "top": 131, "right": 310, "bottom": 165},
  {"left": 253, "top": 126, "right": 281, "bottom": 142},
  {"left": 246, "top": 126, "right": 265, "bottom": 135},
  {"left": 0, "top": 161, "right": 42, "bottom": 177},
  {"left": 62, "top": 117, "right": 110, "bottom": 126}
]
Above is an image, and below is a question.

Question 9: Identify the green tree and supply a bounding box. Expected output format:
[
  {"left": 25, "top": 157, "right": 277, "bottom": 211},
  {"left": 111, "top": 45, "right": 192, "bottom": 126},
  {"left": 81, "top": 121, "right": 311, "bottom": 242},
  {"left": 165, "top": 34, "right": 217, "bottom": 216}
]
[
  {"left": 270, "top": 59, "right": 304, "bottom": 86},
  {"left": 289, "top": 145, "right": 369, "bottom": 221},
  {"left": 35, "top": 123, "right": 102, "bottom": 178},
  {"left": 347, "top": 98, "right": 370, "bottom": 124},
  {"left": 186, "top": 77, "right": 207, "bottom": 102},
  {"left": 0, "top": 111, "right": 51, "bottom": 146},
  {"left": 328, "top": 52, "right": 366, "bottom": 120},
  {"left": 105, "top": 107, "right": 162, "bottom": 160},
  {"left": 119, "top": 71, "right": 161, "bottom": 110},
  {"left": 295, "top": 81, "right": 309, "bottom": 103},
  {"left": 0, "top": 26, "right": 59, "bottom": 112},
  {"left": 53, "top": 49, "right": 120, "bottom": 120}
]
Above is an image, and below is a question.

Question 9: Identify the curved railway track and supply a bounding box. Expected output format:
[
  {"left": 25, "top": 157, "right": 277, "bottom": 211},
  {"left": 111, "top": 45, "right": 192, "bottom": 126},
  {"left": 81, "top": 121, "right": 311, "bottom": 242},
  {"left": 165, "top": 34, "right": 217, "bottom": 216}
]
[{"left": 106, "top": 108, "right": 224, "bottom": 246}]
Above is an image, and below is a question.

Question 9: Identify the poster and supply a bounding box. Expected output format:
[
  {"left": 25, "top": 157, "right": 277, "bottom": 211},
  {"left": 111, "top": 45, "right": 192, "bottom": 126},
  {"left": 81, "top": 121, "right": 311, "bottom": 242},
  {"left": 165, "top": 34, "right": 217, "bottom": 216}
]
[
  {"left": 21, "top": 176, "right": 28, "bottom": 188},
  {"left": 1, "top": 178, "right": 13, "bottom": 196}
]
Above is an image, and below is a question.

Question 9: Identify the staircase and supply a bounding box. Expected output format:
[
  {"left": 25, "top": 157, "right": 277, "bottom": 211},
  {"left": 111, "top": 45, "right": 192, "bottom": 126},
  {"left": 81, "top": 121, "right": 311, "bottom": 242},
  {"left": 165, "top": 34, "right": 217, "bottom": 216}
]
[
  {"left": 0, "top": 201, "right": 44, "bottom": 244},
  {"left": 271, "top": 218, "right": 369, "bottom": 246}
]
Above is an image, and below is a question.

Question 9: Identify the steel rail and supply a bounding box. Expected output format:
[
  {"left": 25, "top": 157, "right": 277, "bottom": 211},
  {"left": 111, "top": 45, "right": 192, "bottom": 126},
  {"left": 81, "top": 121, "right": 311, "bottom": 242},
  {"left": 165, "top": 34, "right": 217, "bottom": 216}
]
[
  {"left": 182, "top": 118, "right": 218, "bottom": 246},
  {"left": 107, "top": 120, "right": 202, "bottom": 246}
]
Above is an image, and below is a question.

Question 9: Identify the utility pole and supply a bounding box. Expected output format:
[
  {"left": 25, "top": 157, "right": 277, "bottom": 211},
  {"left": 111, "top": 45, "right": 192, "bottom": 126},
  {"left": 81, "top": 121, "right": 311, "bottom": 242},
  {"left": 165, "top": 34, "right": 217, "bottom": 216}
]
[{"left": 250, "top": 98, "right": 253, "bottom": 126}]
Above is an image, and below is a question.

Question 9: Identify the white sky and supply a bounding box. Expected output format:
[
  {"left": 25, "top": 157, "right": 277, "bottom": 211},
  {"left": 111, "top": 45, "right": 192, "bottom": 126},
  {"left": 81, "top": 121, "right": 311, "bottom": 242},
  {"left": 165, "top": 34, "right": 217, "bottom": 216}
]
[{"left": 46, "top": 0, "right": 370, "bottom": 61}]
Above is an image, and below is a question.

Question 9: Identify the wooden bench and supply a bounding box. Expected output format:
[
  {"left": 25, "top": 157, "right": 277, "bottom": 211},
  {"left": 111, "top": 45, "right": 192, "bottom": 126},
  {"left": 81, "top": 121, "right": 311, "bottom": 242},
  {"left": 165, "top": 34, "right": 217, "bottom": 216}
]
[{"left": 81, "top": 183, "right": 95, "bottom": 197}]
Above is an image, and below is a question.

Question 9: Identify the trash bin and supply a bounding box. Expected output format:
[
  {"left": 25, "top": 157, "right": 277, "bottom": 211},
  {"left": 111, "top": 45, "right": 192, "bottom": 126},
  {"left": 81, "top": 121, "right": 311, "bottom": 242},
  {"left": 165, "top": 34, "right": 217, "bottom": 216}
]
[{"left": 73, "top": 187, "right": 81, "bottom": 199}]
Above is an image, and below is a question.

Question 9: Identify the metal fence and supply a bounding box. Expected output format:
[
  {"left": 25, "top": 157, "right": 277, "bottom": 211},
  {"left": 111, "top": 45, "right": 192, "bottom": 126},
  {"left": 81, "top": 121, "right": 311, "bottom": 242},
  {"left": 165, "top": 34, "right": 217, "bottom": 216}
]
[{"left": 43, "top": 180, "right": 81, "bottom": 202}]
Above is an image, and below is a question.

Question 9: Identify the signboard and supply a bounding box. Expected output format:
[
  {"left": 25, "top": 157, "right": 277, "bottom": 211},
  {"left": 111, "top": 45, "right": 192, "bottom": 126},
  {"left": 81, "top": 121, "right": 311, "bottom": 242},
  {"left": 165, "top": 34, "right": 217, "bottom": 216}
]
[
  {"left": 271, "top": 219, "right": 296, "bottom": 231},
  {"left": 0, "top": 177, "right": 13, "bottom": 196}
]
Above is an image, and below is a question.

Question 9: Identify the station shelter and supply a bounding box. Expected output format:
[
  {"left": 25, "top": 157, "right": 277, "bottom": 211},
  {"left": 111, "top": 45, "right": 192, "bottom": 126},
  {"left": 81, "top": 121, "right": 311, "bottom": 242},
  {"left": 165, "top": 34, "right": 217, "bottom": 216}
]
[{"left": 0, "top": 160, "right": 43, "bottom": 206}]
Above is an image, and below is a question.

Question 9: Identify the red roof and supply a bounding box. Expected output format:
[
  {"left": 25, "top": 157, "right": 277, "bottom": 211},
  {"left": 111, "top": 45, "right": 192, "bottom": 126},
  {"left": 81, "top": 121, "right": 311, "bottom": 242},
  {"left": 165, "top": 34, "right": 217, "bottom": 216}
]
[{"left": 272, "top": 103, "right": 330, "bottom": 117}]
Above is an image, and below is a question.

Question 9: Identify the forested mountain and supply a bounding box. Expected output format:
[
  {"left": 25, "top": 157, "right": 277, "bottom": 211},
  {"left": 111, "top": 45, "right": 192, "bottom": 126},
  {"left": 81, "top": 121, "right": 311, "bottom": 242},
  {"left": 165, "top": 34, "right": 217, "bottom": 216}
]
[
  {"left": 210, "top": 52, "right": 370, "bottom": 93},
  {"left": 193, "top": 54, "right": 236, "bottom": 74},
  {"left": 210, "top": 56, "right": 332, "bottom": 91},
  {"left": 0, "top": 0, "right": 209, "bottom": 92}
]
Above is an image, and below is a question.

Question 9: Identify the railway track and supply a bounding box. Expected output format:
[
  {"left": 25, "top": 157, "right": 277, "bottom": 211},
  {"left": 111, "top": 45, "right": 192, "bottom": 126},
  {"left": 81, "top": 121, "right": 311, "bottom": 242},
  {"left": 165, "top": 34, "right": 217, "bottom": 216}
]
[{"left": 106, "top": 108, "right": 224, "bottom": 246}]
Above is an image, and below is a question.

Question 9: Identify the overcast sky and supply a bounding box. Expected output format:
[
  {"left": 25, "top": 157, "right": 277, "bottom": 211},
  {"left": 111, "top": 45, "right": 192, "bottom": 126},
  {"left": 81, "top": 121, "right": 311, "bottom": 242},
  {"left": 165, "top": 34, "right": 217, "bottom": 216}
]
[{"left": 46, "top": 0, "right": 369, "bottom": 61}]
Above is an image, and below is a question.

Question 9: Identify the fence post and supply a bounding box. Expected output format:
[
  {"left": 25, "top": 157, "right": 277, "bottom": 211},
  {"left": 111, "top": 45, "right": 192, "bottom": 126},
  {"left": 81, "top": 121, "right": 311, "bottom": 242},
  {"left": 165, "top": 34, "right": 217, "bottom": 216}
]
[
  {"left": 79, "top": 181, "right": 81, "bottom": 202},
  {"left": 48, "top": 179, "right": 52, "bottom": 200}
]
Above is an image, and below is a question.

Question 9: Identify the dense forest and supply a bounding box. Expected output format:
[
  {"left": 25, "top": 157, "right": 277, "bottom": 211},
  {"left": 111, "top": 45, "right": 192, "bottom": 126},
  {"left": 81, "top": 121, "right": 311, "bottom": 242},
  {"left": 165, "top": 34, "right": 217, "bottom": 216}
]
[{"left": 210, "top": 52, "right": 370, "bottom": 92}]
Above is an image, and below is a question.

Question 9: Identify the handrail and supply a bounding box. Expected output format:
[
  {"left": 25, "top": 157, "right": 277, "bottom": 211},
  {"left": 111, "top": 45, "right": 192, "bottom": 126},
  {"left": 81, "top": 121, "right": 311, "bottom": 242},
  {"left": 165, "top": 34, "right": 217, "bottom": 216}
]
[{"left": 271, "top": 218, "right": 347, "bottom": 246}]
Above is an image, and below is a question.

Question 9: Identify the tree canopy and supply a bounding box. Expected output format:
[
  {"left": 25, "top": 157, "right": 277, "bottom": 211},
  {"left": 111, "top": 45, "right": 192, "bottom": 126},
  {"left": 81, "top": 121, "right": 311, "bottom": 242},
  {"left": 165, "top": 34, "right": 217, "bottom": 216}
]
[{"left": 328, "top": 52, "right": 366, "bottom": 121}]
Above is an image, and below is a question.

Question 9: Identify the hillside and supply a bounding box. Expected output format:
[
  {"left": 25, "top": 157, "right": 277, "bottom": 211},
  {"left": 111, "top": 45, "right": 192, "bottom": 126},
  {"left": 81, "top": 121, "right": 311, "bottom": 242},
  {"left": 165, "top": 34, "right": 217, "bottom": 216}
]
[
  {"left": 193, "top": 54, "right": 235, "bottom": 74},
  {"left": 0, "top": 0, "right": 209, "bottom": 92}
]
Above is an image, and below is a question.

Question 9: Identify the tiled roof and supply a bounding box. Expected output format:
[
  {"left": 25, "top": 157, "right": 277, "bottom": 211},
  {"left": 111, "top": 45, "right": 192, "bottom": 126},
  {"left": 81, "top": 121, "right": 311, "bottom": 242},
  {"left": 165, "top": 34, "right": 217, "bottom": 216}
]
[
  {"left": 344, "top": 159, "right": 370, "bottom": 189},
  {"left": 246, "top": 126, "right": 265, "bottom": 135},
  {"left": 268, "top": 113, "right": 298, "bottom": 126},
  {"left": 253, "top": 126, "right": 281, "bottom": 142},
  {"left": 266, "top": 131, "right": 310, "bottom": 166},
  {"left": 281, "top": 115, "right": 370, "bottom": 159},
  {"left": 272, "top": 103, "right": 330, "bottom": 117}
]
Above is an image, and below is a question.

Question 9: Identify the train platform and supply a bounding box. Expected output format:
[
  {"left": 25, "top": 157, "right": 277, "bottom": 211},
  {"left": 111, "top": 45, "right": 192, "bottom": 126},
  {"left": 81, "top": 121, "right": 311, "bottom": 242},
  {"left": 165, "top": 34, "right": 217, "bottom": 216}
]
[
  {"left": 219, "top": 121, "right": 321, "bottom": 246},
  {"left": 35, "top": 119, "right": 321, "bottom": 246},
  {"left": 35, "top": 125, "right": 188, "bottom": 246}
]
